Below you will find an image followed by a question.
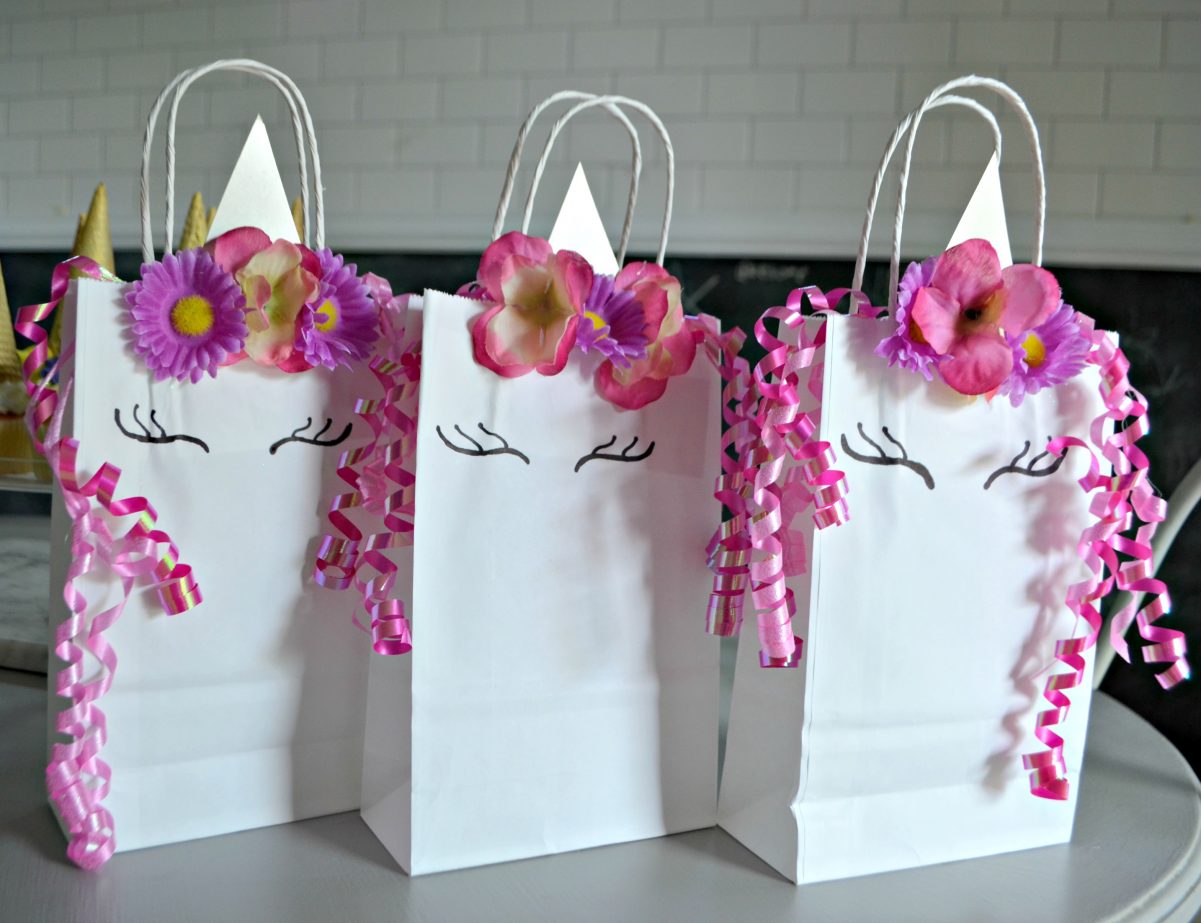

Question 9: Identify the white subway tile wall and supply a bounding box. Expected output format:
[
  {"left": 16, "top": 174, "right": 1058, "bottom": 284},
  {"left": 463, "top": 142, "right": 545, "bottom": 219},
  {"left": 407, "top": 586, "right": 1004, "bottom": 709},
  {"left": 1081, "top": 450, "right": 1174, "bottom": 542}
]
[{"left": 0, "top": 0, "right": 1197, "bottom": 268}]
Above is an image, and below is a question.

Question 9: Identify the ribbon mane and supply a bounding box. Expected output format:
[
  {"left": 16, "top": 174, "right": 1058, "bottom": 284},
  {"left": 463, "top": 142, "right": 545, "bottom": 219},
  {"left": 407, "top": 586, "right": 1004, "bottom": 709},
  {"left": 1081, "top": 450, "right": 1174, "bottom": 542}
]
[
  {"left": 17, "top": 256, "right": 201, "bottom": 870},
  {"left": 706, "top": 287, "right": 868, "bottom": 666},
  {"left": 1021, "top": 326, "right": 1189, "bottom": 799},
  {"left": 313, "top": 278, "right": 419, "bottom": 655}
]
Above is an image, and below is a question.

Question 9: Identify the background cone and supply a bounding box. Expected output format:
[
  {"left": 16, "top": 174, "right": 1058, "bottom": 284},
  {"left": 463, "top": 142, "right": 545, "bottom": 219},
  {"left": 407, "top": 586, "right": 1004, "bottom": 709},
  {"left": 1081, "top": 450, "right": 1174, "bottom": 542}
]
[
  {"left": 0, "top": 259, "right": 43, "bottom": 478},
  {"left": 291, "top": 195, "right": 305, "bottom": 240},
  {"left": 75, "top": 182, "right": 115, "bottom": 273},
  {"left": 179, "top": 191, "right": 208, "bottom": 249},
  {"left": 49, "top": 183, "right": 114, "bottom": 359}
]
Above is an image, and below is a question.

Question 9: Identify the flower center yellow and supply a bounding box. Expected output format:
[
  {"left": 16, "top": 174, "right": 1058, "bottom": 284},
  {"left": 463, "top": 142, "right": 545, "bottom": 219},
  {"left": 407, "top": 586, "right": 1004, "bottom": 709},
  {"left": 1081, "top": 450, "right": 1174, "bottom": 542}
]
[
  {"left": 170, "top": 294, "right": 215, "bottom": 337},
  {"left": 1021, "top": 332, "right": 1047, "bottom": 368},
  {"left": 583, "top": 310, "right": 607, "bottom": 333},
  {"left": 313, "top": 298, "right": 339, "bottom": 333}
]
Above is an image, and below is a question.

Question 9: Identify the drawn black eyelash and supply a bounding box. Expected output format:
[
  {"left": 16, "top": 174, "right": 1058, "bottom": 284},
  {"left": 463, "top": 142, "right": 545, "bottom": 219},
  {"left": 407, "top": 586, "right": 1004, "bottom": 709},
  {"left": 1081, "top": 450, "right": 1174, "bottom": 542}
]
[
  {"left": 435, "top": 423, "right": 530, "bottom": 464},
  {"left": 840, "top": 423, "right": 934, "bottom": 490},
  {"left": 574, "top": 435, "right": 655, "bottom": 473},
  {"left": 269, "top": 417, "right": 353, "bottom": 455},
  {"left": 983, "top": 439, "right": 1065, "bottom": 490},
  {"left": 114, "top": 405, "right": 209, "bottom": 453}
]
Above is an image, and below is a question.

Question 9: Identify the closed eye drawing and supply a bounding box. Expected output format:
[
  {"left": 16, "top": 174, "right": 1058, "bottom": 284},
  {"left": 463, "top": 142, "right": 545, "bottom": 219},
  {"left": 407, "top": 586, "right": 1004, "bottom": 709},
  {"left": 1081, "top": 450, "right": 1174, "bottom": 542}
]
[
  {"left": 115, "top": 405, "right": 209, "bottom": 453},
  {"left": 982, "top": 439, "right": 1065, "bottom": 490},
  {"left": 574, "top": 435, "right": 655, "bottom": 473},
  {"left": 840, "top": 423, "right": 934, "bottom": 490},
  {"left": 269, "top": 417, "right": 353, "bottom": 455},
  {"left": 436, "top": 423, "right": 530, "bottom": 465}
]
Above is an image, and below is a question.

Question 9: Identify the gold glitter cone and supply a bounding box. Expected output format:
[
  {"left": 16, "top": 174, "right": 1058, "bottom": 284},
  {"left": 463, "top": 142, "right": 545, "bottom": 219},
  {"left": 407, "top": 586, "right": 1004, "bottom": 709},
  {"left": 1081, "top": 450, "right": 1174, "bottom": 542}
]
[
  {"left": 50, "top": 183, "right": 116, "bottom": 358},
  {"left": 291, "top": 195, "right": 304, "bottom": 240},
  {"left": 0, "top": 259, "right": 42, "bottom": 477},
  {"left": 179, "top": 191, "right": 208, "bottom": 250},
  {"left": 75, "top": 182, "right": 114, "bottom": 273}
]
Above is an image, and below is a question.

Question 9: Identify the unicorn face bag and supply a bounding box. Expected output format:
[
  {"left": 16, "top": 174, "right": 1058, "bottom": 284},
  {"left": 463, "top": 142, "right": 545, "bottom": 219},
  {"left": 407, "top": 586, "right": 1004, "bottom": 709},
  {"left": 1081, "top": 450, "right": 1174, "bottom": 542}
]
[
  {"left": 717, "top": 78, "right": 1187, "bottom": 884},
  {"left": 31, "top": 63, "right": 383, "bottom": 867},
  {"left": 358, "top": 95, "right": 724, "bottom": 875}
]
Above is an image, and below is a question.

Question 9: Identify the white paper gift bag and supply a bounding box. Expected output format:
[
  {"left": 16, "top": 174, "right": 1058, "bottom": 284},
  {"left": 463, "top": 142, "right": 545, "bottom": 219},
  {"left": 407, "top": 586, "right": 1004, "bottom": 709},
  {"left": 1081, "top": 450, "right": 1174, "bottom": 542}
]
[
  {"left": 20, "top": 60, "right": 396, "bottom": 868},
  {"left": 348, "top": 94, "right": 733, "bottom": 875},
  {"left": 715, "top": 76, "right": 1188, "bottom": 884}
]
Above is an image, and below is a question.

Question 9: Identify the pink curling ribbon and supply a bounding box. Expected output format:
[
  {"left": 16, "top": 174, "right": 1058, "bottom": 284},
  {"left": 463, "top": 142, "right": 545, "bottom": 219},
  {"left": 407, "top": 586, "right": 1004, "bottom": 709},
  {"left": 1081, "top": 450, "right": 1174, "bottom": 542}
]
[
  {"left": 314, "top": 276, "right": 419, "bottom": 655},
  {"left": 739, "top": 286, "right": 872, "bottom": 667},
  {"left": 17, "top": 257, "right": 202, "bottom": 869},
  {"left": 1022, "top": 328, "right": 1189, "bottom": 800},
  {"left": 692, "top": 315, "right": 757, "bottom": 639}
]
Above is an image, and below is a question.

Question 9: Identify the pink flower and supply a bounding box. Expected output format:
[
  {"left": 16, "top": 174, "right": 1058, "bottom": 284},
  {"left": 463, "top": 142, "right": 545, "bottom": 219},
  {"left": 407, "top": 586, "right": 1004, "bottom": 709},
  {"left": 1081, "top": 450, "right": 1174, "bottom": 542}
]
[
  {"left": 594, "top": 262, "right": 698, "bottom": 410},
  {"left": 470, "top": 232, "right": 593, "bottom": 377},
  {"left": 206, "top": 230, "right": 320, "bottom": 371},
  {"left": 909, "top": 239, "right": 1060, "bottom": 395}
]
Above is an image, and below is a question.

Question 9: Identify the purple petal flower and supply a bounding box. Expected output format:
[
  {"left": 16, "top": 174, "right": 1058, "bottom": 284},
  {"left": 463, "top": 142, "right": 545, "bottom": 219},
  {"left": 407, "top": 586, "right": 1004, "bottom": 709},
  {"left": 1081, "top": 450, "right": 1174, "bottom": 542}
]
[
  {"left": 576, "top": 273, "right": 650, "bottom": 368},
  {"left": 297, "top": 249, "right": 379, "bottom": 370},
  {"left": 875, "top": 257, "right": 941, "bottom": 380},
  {"left": 996, "top": 303, "right": 1091, "bottom": 407},
  {"left": 125, "top": 248, "right": 248, "bottom": 383}
]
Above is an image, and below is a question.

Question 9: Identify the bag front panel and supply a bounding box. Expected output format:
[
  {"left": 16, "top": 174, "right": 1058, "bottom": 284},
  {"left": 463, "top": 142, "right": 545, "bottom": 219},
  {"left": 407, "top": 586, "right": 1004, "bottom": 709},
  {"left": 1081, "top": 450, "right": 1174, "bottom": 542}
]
[
  {"left": 793, "top": 313, "right": 1104, "bottom": 881},
  {"left": 50, "top": 278, "right": 373, "bottom": 851},
  {"left": 403, "top": 288, "right": 720, "bottom": 873}
]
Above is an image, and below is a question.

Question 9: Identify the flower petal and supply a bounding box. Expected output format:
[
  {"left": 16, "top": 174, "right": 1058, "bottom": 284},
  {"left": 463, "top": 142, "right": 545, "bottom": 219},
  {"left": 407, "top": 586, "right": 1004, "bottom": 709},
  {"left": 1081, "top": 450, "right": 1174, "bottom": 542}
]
[
  {"left": 548, "top": 249, "right": 594, "bottom": 318},
  {"left": 276, "top": 350, "right": 314, "bottom": 373},
  {"left": 929, "top": 238, "right": 1003, "bottom": 308},
  {"left": 909, "top": 285, "right": 960, "bottom": 354},
  {"left": 999, "top": 264, "right": 1060, "bottom": 335},
  {"left": 939, "top": 330, "right": 1014, "bottom": 395},
  {"left": 471, "top": 303, "right": 536, "bottom": 377},
  {"left": 207, "top": 226, "right": 271, "bottom": 274},
  {"left": 478, "top": 232, "right": 553, "bottom": 301},
  {"left": 616, "top": 261, "right": 678, "bottom": 339},
  {"left": 655, "top": 323, "right": 698, "bottom": 378},
  {"left": 535, "top": 313, "right": 578, "bottom": 376},
  {"left": 595, "top": 359, "right": 669, "bottom": 411},
  {"left": 500, "top": 259, "right": 553, "bottom": 310}
]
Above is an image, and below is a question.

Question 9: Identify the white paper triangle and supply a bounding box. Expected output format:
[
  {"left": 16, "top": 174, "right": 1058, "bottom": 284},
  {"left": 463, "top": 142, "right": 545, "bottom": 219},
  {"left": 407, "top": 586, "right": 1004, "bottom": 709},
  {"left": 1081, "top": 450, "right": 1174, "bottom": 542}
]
[
  {"left": 946, "top": 152, "right": 1012, "bottom": 268},
  {"left": 547, "top": 164, "right": 619, "bottom": 275},
  {"left": 205, "top": 116, "right": 301, "bottom": 245}
]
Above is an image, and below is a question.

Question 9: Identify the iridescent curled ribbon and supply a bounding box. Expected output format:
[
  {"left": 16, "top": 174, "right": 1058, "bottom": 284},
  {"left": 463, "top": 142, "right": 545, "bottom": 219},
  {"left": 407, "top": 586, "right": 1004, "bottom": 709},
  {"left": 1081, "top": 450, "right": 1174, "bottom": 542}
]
[
  {"left": 17, "top": 257, "right": 202, "bottom": 869},
  {"left": 1021, "top": 327, "right": 1189, "bottom": 800},
  {"left": 732, "top": 287, "right": 873, "bottom": 667},
  {"left": 314, "top": 276, "right": 419, "bottom": 655},
  {"left": 692, "top": 315, "right": 756, "bottom": 641}
]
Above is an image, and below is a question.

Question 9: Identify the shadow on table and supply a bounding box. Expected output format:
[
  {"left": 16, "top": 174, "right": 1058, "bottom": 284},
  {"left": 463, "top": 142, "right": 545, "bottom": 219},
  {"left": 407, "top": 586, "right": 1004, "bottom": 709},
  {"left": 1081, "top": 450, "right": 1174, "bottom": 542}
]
[{"left": 289, "top": 810, "right": 401, "bottom": 874}]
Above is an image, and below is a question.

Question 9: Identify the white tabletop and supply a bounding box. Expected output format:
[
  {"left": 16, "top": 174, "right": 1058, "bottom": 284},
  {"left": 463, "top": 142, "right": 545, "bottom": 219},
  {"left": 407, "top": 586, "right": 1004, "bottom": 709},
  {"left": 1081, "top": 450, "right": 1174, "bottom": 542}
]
[{"left": 1, "top": 668, "right": 1198, "bottom": 923}]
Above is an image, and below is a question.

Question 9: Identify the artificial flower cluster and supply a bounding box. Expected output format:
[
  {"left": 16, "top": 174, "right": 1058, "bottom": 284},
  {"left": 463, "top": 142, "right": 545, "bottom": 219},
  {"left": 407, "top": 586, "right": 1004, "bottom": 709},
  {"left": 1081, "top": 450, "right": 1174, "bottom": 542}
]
[
  {"left": 459, "top": 231, "right": 697, "bottom": 411},
  {"left": 126, "top": 227, "right": 379, "bottom": 383},
  {"left": 876, "top": 238, "right": 1091, "bottom": 404}
]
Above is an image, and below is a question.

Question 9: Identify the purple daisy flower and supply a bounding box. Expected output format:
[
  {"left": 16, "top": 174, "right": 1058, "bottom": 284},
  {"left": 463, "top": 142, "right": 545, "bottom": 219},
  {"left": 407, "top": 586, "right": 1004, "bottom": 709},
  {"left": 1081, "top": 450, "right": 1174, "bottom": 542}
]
[
  {"left": 576, "top": 273, "right": 650, "bottom": 368},
  {"left": 125, "top": 248, "right": 248, "bottom": 383},
  {"left": 875, "top": 257, "right": 941, "bottom": 380},
  {"left": 997, "top": 303, "right": 1092, "bottom": 407},
  {"left": 297, "top": 249, "right": 379, "bottom": 370}
]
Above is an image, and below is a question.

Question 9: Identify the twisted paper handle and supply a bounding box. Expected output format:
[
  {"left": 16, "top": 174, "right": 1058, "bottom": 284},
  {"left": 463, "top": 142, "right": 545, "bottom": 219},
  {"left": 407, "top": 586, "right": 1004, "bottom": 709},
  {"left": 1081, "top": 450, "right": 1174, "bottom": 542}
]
[
  {"left": 314, "top": 276, "right": 419, "bottom": 655},
  {"left": 17, "top": 257, "right": 201, "bottom": 869},
  {"left": 1022, "top": 328, "right": 1189, "bottom": 799}
]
